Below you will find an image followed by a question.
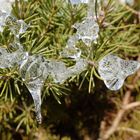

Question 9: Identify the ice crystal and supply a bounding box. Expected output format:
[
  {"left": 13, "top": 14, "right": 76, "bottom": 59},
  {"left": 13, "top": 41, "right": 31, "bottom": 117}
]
[{"left": 98, "top": 54, "right": 140, "bottom": 90}]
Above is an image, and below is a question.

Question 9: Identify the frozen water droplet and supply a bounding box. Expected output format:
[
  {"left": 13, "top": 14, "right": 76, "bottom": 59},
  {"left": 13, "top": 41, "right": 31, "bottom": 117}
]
[
  {"left": 98, "top": 54, "right": 140, "bottom": 90},
  {"left": 17, "top": 20, "right": 28, "bottom": 35},
  {"left": 73, "top": 16, "right": 99, "bottom": 46}
]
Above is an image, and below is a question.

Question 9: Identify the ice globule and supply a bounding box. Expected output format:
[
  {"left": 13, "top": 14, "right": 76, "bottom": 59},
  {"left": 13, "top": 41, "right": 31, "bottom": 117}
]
[
  {"left": 0, "top": 10, "right": 28, "bottom": 39},
  {"left": 98, "top": 54, "right": 140, "bottom": 91}
]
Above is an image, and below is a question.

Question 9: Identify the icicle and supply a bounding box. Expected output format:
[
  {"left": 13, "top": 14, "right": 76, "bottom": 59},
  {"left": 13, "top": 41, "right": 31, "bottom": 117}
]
[
  {"left": 26, "top": 79, "right": 43, "bottom": 124},
  {"left": 19, "top": 55, "right": 45, "bottom": 123},
  {"left": 98, "top": 54, "right": 140, "bottom": 91}
]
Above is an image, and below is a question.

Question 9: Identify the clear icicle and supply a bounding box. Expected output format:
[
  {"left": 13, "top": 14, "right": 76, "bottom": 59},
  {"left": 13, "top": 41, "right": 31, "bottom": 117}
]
[
  {"left": 98, "top": 54, "right": 140, "bottom": 91},
  {"left": 19, "top": 55, "right": 45, "bottom": 123},
  {"left": 26, "top": 79, "right": 43, "bottom": 124}
]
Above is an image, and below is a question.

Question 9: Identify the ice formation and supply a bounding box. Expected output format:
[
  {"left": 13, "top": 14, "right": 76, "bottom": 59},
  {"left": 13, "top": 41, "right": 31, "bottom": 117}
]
[
  {"left": 19, "top": 55, "right": 87, "bottom": 123},
  {"left": 98, "top": 54, "right": 140, "bottom": 91},
  {"left": 0, "top": 10, "right": 88, "bottom": 123},
  {"left": 61, "top": 0, "right": 99, "bottom": 60}
]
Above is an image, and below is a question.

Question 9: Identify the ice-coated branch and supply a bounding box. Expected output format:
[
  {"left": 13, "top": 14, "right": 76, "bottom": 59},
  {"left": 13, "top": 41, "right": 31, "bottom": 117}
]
[{"left": 0, "top": 10, "right": 88, "bottom": 123}]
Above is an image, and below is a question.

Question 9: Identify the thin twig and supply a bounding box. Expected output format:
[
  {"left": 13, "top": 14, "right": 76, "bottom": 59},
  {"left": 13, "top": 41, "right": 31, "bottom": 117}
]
[
  {"left": 99, "top": 90, "right": 131, "bottom": 140},
  {"left": 99, "top": 68, "right": 140, "bottom": 140}
]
